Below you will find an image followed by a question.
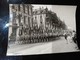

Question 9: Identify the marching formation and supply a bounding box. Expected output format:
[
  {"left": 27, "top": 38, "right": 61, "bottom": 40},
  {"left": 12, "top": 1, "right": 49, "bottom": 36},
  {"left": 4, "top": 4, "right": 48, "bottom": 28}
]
[{"left": 17, "top": 29, "right": 63, "bottom": 44}]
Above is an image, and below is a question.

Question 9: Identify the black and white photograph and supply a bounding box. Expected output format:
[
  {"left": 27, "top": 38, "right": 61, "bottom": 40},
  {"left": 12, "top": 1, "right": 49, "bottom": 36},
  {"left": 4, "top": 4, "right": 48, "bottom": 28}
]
[{"left": 7, "top": 4, "right": 79, "bottom": 56}]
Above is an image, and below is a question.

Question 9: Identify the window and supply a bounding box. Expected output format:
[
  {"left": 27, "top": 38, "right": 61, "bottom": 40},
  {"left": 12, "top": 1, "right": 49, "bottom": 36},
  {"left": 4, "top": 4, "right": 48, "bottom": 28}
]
[
  {"left": 13, "top": 12, "right": 16, "bottom": 18},
  {"left": 18, "top": 4, "right": 20, "bottom": 11},
  {"left": 12, "top": 5, "right": 14, "bottom": 9},
  {"left": 12, "top": 28, "right": 16, "bottom": 36},
  {"left": 19, "top": 29, "right": 22, "bottom": 36},
  {"left": 40, "top": 15, "right": 43, "bottom": 24},
  {"left": 35, "top": 16, "right": 36, "bottom": 20}
]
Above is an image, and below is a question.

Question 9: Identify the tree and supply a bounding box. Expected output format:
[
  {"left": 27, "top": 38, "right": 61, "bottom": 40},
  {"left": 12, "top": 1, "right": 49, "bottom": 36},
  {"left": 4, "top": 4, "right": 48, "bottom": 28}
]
[{"left": 46, "top": 11, "right": 67, "bottom": 30}]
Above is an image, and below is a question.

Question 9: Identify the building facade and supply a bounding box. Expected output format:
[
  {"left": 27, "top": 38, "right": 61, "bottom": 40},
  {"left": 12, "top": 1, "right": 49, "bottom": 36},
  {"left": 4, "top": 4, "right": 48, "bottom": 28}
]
[
  {"left": 8, "top": 4, "right": 33, "bottom": 43},
  {"left": 8, "top": 4, "right": 66, "bottom": 44}
]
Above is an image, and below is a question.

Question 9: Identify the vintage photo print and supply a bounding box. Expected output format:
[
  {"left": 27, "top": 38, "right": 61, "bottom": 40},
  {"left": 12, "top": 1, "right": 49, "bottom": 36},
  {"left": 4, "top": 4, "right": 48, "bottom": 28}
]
[{"left": 7, "top": 4, "right": 79, "bottom": 56}]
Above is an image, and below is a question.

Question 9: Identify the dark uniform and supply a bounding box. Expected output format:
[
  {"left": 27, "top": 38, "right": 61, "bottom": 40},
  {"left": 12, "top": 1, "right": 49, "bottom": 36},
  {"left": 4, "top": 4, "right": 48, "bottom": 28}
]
[
  {"left": 64, "top": 34, "right": 68, "bottom": 44},
  {"left": 65, "top": 34, "right": 68, "bottom": 40}
]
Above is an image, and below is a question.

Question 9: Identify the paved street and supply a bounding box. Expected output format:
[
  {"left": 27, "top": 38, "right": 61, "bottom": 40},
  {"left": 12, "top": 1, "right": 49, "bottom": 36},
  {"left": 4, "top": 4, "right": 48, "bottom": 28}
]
[
  {"left": 7, "top": 37, "right": 80, "bottom": 56},
  {"left": 52, "top": 37, "right": 79, "bottom": 53}
]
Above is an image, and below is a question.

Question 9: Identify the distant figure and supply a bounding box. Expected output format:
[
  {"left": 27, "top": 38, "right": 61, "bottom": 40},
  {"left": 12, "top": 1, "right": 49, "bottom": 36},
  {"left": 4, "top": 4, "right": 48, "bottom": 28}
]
[
  {"left": 71, "top": 31, "right": 76, "bottom": 43},
  {"left": 72, "top": 31, "right": 79, "bottom": 50},
  {"left": 64, "top": 34, "right": 68, "bottom": 44},
  {"left": 72, "top": 33, "right": 77, "bottom": 44}
]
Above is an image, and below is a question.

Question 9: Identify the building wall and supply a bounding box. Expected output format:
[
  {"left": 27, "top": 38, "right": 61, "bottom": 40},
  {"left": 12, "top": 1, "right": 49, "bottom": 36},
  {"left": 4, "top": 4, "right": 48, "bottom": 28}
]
[
  {"left": 33, "top": 8, "right": 47, "bottom": 30},
  {"left": 8, "top": 4, "right": 13, "bottom": 41},
  {"left": 8, "top": 4, "right": 33, "bottom": 42}
]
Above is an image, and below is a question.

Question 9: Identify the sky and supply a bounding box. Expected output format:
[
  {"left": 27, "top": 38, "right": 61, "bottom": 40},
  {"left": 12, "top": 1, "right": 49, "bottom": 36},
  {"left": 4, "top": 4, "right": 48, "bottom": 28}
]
[{"left": 32, "top": 4, "right": 77, "bottom": 31}]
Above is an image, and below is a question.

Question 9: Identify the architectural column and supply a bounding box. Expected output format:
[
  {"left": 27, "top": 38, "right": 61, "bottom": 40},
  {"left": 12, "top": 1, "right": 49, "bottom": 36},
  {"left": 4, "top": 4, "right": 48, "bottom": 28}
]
[
  {"left": 15, "top": 4, "right": 20, "bottom": 42},
  {"left": 42, "top": 14, "right": 46, "bottom": 30},
  {"left": 29, "top": 5, "right": 33, "bottom": 28},
  {"left": 25, "top": 5, "right": 28, "bottom": 25},
  {"left": 20, "top": 4, "right": 25, "bottom": 36},
  {"left": 8, "top": 4, "right": 13, "bottom": 41}
]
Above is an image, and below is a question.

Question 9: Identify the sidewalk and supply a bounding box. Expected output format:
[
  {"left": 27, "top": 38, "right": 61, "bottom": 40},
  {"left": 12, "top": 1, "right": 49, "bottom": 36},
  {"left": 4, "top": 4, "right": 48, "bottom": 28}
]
[{"left": 52, "top": 37, "right": 79, "bottom": 53}]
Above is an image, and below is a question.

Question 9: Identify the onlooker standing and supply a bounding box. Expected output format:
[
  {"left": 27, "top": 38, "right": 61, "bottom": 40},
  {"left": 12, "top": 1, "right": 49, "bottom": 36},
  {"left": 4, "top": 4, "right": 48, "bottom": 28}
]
[
  {"left": 72, "top": 31, "right": 79, "bottom": 50},
  {"left": 64, "top": 33, "right": 68, "bottom": 44}
]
